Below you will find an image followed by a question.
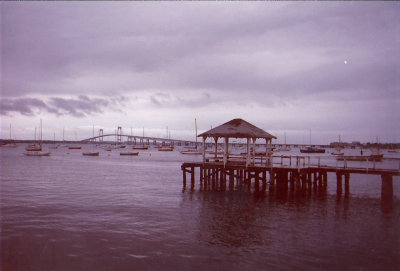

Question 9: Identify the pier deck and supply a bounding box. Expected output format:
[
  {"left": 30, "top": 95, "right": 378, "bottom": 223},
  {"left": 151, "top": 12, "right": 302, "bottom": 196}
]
[{"left": 181, "top": 157, "right": 400, "bottom": 200}]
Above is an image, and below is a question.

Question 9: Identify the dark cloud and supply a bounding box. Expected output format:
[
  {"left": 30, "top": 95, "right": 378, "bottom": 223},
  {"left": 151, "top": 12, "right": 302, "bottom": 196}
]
[
  {"left": 1, "top": 2, "right": 399, "bottom": 142},
  {"left": 150, "top": 92, "right": 213, "bottom": 108},
  {"left": 2, "top": 2, "right": 399, "bottom": 101},
  {"left": 0, "top": 96, "right": 128, "bottom": 117}
]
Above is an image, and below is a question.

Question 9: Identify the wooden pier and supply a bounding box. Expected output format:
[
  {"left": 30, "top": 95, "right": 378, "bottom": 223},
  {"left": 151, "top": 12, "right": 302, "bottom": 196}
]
[
  {"left": 182, "top": 118, "right": 399, "bottom": 202},
  {"left": 181, "top": 160, "right": 399, "bottom": 200}
]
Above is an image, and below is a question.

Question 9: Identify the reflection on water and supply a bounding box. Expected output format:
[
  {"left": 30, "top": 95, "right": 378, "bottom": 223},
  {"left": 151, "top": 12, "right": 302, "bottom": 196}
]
[
  {"left": 1, "top": 146, "right": 399, "bottom": 271},
  {"left": 185, "top": 188, "right": 400, "bottom": 271}
]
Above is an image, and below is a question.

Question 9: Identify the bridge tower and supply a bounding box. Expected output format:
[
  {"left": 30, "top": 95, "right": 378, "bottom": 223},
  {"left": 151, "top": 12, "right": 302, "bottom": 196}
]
[
  {"left": 117, "top": 126, "right": 122, "bottom": 144},
  {"left": 99, "top": 129, "right": 104, "bottom": 142}
]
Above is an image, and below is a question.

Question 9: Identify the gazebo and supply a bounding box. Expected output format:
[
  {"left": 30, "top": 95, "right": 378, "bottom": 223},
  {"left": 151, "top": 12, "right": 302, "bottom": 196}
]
[{"left": 198, "top": 118, "right": 277, "bottom": 167}]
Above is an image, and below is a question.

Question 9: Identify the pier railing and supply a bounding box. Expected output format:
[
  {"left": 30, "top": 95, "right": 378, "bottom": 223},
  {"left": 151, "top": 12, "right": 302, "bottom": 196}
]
[
  {"left": 205, "top": 154, "right": 399, "bottom": 172},
  {"left": 270, "top": 155, "right": 400, "bottom": 173}
]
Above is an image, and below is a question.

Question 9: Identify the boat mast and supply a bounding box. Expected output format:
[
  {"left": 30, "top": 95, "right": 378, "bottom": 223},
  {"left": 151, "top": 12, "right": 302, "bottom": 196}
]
[
  {"left": 40, "top": 119, "right": 42, "bottom": 145},
  {"left": 195, "top": 118, "right": 198, "bottom": 148}
]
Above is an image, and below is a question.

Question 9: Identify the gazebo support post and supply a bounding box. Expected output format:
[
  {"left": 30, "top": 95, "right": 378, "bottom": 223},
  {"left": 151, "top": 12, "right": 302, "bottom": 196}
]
[
  {"left": 246, "top": 137, "right": 250, "bottom": 167},
  {"left": 202, "top": 136, "right": 206, "bottom": 163},
  {"left": 252, "top": 138, "right": 256, "bottom": 166},
  {"left": 214, "top": 137, "right": 218, "bottom": 160},
  {"left": 224, "top": 136, "right": 229, "bottom": 166}
]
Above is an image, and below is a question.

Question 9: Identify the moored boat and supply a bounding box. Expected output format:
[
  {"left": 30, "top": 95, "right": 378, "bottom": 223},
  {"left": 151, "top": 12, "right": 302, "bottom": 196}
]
[
  {"left": 120, "top": 152, "right": 139, "bottom": 156},
  {"left": 158, "top": 146, "right": 174, "bottom": 151},
  {"left": 26, "top": 144, "right": 42, "bottom": 151},
  {"left": 336, "top": 155, "right": 383, "bottom": 162},
  {"left": 181, "top": 148, "right": 202, "bottom": 155},
  {"left": 82, "top": 152, "right": 100, "bottom": 156},
  {"left": 331, "top": 149, "right": 344, "bottom": 155},
  {"left": 24, "top": 151, "right": 50, "bottom": 156},
  {"left": 68, "top": 146, "right": 82, "bottom": 149},
  {"left": 300, "top": 146, "right": 325, "bottom": 153},
  {"left": 132, "top": 145, "right": 150, "bottom": 150},
  {"left": 1, "top": 142, "right": 17, "bottom": 148}
]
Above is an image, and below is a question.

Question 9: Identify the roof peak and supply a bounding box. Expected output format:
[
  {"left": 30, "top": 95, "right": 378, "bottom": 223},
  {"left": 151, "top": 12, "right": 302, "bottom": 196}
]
[{"left": 198, "top": 118, "right": 277, "bottom": 139}]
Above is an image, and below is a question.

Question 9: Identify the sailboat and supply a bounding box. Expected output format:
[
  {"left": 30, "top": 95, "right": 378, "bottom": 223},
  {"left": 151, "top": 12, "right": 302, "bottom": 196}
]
[
  {"left": 369, "top": 137, "right": 383, "bottom": 160},
  {"left": 120, "top": 151, "right": 139, "bottom": 156},
  {"left": 83, "top": 125, "right": 99, "bottom": 156},
  {"left": 181, "top": 119, "right": 202, "bottom": 155},
  {"left": 24, "top": 120, "right": 51, "bottom": 156},
  {"left": 25, "top": 127, "right": 42, "bottom": 151},
  {"left": 331, "top": 135, "right": 344, "bottom": 155},
  {"left": 1, "top": 124, "right": 17, "bottom": 147},
  {"left": 300, "top": 129, "right": 325, "bottom": 153},
  {"left": 50, "top": 133, "right": 60, "bottom": 149},
  {"left": 275, "top": 132, "right": 291, "bottom": 152},
  {"left": 133, "top": 127, "right": 150, "bottom": 150}
]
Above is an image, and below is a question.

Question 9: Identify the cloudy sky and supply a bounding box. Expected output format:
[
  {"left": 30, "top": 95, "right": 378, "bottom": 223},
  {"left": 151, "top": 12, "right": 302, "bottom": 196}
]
[{"left": 1, "top": 2, "right": 399, "bottom": 144}]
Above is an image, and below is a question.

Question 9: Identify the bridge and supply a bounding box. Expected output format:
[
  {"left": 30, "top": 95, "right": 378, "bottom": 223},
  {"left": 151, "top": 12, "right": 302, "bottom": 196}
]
[{"left": 81, "top": 127, "right": 329, "bottom": 148}]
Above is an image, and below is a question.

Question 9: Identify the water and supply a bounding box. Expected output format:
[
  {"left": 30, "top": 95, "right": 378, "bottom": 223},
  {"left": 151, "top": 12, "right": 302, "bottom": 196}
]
[{"left": 1, "top": 145, "right": 399, "bottom": 270}]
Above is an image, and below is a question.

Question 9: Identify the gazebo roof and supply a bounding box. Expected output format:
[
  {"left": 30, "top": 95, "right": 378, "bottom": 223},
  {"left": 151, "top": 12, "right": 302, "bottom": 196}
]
[{"left": 198, "top": 118, "right": 277, "bottom": 139}]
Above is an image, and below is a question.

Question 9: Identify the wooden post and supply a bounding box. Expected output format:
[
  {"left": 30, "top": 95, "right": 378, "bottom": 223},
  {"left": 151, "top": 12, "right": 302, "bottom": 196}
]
[
  {"left": 318, "top": 171, "right": 323, "bottom": 188},
  {"left": 262, "top": 171, "right": 267, "bottom": 185},
  {"left": 182, "top": 168, "right": 187, "bottom": 188},
  {"left": 191, "top": 167, "right": 195, "bottom": 189},
  {"left": 246, "top": 137, "right": 250, "bottom": 167},
  {"left": 224, "top": 136, "right": 229, "bottom": 166},
  {"left": 381, "top": 174, "right": 393, "bottom": 213},
  {"left": 336, "top": 173, "right": 342, "bottom": 195},
  {"left": 265, "top": 138, "right": 269, "bottom": 167},
  {"left": 200, "top": 166, "right": 204, "bottom": 184},
  {"left": 344, "top": 173, "right": 350, "bottom": 195},
  {"left": 202, "top": 136, "right": 206, "bottom": 163},
  {"left": 252, "top": 138, "right": 256, "bottom": 166},
  {"left": 381, "top": 174, "right": 393, "bottom": 199},
  {"left": 214, "top": 137, "right": 218, "bottom": 159}
]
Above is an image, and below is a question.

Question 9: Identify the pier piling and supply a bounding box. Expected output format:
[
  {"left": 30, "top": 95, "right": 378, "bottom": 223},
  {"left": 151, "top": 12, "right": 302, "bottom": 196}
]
[{"left": 181, "top": 161, "right": 399, "bottom": 200}]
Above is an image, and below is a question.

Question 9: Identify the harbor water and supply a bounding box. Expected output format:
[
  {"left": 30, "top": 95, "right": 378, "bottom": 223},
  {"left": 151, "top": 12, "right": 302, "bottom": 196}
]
[{"left": 1, "top": 145, "right": 399, "bottom": 270}]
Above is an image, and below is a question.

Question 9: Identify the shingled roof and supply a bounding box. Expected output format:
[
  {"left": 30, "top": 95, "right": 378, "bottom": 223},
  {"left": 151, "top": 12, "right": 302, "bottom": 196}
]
[{"left": 198, "top": 118, "right": 277, "bottom": 139}]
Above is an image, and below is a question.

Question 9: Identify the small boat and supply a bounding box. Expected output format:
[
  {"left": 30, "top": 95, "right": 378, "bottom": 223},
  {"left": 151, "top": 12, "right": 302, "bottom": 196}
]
[
  {"left": 388, "top": 149, "right": 398, "bottom": 153},
  {"left": 275, "top": 146, "right": 291, "bottom": 152},
  {"left": 120, "top": 152, "right": 139, "bottom": 156},
  {"left": 336, "top": 155, "right": 383, "bottom": 162},
  {"left": 24, "top": 151, "right": 50, "bottom": 156},
  {"left": 1, "top": 142, "right": 17, "bottom": 148},
  {"left": 82, "top": 152, "right": 100, "bottom": 156},
  {"left": 181, "top": 119, "right": 201, "bottom": 155},
  {"left": 331, "top": 148, "right": 344, "bottom": 155},
  {"left": 158, "top": 146, "right": 174, "bottom": 151},
  {"left": 275, "top": 133, "right": 291, "bottom": 152},
  {"left": 181, "top": 148, "right": 202, "bottom": 155},
  {"left": 300, "top": 146, "right": 325, "bottom": 153},
  {"left": 50, "top": 144, "right": 60, "bottom": 149},
  {"left": 68, "top": 146, "right": 82, "bottom": 149},
  {"left": 25, "top": 120, "right": 50, "bottom": 156},
  {"left": 331, "top": 135, "right": 344, "bottom": 155},
  {"left": 132, "top": 145, "right": 150, "bottom": 150},
  {"left": 26, "top": 144, "right": 42, "bottom": 151}
]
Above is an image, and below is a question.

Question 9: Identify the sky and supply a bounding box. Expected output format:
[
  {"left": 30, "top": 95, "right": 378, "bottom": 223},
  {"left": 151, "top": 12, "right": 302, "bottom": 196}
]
[{"left": 1, "top": 1, "right": 399, "bottom": 144}]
